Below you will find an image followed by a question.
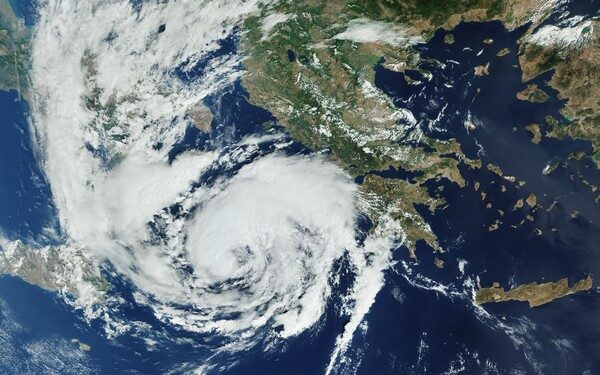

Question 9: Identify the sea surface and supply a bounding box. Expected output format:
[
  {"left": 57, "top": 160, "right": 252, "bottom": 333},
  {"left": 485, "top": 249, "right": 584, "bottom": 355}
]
[
  {"left": 0, "top": 2, "right": 599, "bottom": 374},
  {"left": 0, "top": 90, "right": 58, "bottom": 243},
  {"left": 361, "top": 19, "right": 600, "bottom": 374}
]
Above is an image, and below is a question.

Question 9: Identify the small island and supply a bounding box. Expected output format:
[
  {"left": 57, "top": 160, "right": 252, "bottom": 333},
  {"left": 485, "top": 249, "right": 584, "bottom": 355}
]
[
  {"left": 71, "top": 338, "right": 92, "bottom": 352},
  {"left": 474, "top": 62, "right": 490, "bottom": 76},
  {"left": 525, "top": 123, "right": 542, "bottom": 144},
  {"left": 516, "top": 84, "right": 549, "bottom": 103},
  {"left": 496, "top": 47, "right": 510, "bottom": 57}
]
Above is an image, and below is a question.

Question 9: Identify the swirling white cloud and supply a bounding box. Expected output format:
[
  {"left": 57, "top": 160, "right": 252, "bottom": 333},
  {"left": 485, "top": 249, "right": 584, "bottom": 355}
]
[{"left": 24, "top": 0, "right": 396, "bottom": 370}]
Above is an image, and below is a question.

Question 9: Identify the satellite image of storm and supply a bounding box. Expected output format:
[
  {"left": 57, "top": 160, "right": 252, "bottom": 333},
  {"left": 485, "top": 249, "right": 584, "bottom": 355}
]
[{"left": 0, "top": 0, "right": 599, "bottom": 374}]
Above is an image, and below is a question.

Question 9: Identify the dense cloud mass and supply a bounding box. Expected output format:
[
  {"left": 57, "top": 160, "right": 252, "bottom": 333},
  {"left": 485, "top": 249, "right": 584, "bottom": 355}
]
[{"left": 24, "top": 0, "right": 394, "bottom": 368}]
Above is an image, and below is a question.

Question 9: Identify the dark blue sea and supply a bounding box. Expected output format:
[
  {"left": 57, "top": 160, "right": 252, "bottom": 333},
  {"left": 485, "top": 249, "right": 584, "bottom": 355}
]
[
  {"left": 0, "top": 90, "right": 58, "bottom": 244},
  {"left": 1, "top": 1, "right": 599, "bottom": 374}
]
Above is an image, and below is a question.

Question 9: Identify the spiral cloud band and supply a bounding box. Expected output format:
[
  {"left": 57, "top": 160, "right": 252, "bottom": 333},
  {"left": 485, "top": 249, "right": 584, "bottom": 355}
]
[{"left": 24, "top": 0, "right": 395, "bottom": 369}]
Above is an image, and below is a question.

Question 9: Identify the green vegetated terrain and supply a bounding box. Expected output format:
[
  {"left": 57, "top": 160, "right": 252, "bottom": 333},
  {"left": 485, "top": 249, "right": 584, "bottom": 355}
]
[
  {"left": 0, "top": 0, "right": 30, "bottom": 98},
  {"left": 240, "top": 0, "right": 561, "bottom": 256}
]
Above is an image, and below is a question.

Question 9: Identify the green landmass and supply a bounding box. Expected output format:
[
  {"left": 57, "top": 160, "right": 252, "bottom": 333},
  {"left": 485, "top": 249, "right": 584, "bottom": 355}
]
[
  {"left": 240, "top": 0, "right": 595, "bottom": 257},
  {"left": 0, "top": 0, "right": 30, "bottom": 98},
  {"left": 0, "top": 240, "right": 109, "bottom": 298},
  {"left": 519, "top": 20, "right": 600, "bottom": 165}
]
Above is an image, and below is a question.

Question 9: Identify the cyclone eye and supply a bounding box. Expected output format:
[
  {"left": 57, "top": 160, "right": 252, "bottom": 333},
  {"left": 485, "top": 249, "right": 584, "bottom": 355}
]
[{"left": 231, "top": 245, "right": 255, "bottom": 267}]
